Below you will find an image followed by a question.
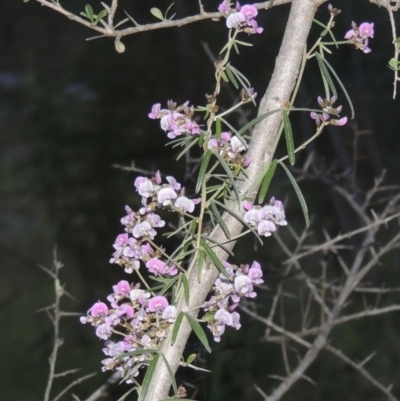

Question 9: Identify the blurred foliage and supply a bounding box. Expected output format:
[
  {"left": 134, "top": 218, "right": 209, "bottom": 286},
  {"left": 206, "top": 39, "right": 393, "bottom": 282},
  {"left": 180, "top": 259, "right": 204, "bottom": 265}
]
[{"left": 1, "top": 0, "right": 400, "bottom": 400}]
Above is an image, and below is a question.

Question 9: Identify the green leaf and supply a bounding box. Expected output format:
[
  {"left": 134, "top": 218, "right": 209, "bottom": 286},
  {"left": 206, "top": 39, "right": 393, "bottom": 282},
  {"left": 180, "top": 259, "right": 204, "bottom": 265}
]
[
  {"left": 197, "top": 250, "right": 205, "bottom": 283},
  {"left": 160, "top": 353, "right": 178, "bottom": 395},
  {"left": 181, "top": 273, "right": 190, "bottom": 305},
  {"left": 165, "top": 2, "right": 175, "bottom": 18},
  {"left": 395, "top": 37, "right": 400, "bottom": 44},
  {"left": 96, "top": 9, "right": 108, "bottom": 21},
  {"left": 196, "top": 150, "right": 212, "bottom": 193},
  {"left": 186, "top": 354, "right": 196, "bottom": 365},
  {"left": 258, "top": 160, "right": 277, "bottom": 204},
  {"left": 210, "top": 201, "right": 231, "bottom": 239},
  {"left": 171, "top": 312, "right": 184, "bottom": 345},
  {"left": 278, "top": 161, "right": 310, "bottom": 227},
  {"left": 184, "top": 312, "right": 211, "bottom": 353},
  {"left": 215, "top": 118, "right": 222, "bottom": 140},
  {"left": 218, "top": 117, "right": 247, "bottom": 147},
  {"left": 225, "top": 64, "right": 239, "bottom": 89},
  {"left": 23, "top": 0, "right": 30, "bottom": 2},
  {"left": 221, "top": 71, "right": 229, "bottom": 82},
  {"left": 282, "top": 110, "right": 295, "bottom": 166},
  {"left": 320, "top": 55, "right": 355, "bottom": 119},
  {"left": 176, "top": 136, "right": 199, "bottom": 160},
  {"left": 200, "top": 238, "right": 229, "bottom": 279},
  {"left": 388, "top": 58, "right": 399, "bottom": 70},
  {"left": 213, "top": 151, "right": 240, "bottom": 206},
  {"left": 117, "top": 348, "right": 158, "bottom": 359},
  {"left": 237, "top": 109, "right": 280, "bottom": 136},
  {"left": 315, "top": 52, "right": 337, "bottom": 99},
  {"left": 234, "top": 39, "right": 253, "bottom": 47},
  {"left": 138, "top": 353, "right": 160, "bottom": 401},
  {"left": 85, "top": 4, "right": 94, "bottom": 21},
  {"left": 159, "top": 275, "right": 179, "bottom": 296},
  {"left": 201, "top": 234, "right": 234, "bottom": 257},
  {"left": 150, "top": 7, "right": 164, "bottom": 20}
]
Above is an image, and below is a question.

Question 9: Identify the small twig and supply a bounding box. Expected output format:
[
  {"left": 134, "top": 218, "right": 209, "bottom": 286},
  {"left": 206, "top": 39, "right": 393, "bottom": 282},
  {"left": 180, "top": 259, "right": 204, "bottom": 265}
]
[
  {"left": 83, "top": 371, "right": 122, "bottom": 401},
  {"left": 52, "top": 372, "right": 97, "bottom": 401},
  {"left": 326, "top": 345, "right": 398, "bottom": 401}
]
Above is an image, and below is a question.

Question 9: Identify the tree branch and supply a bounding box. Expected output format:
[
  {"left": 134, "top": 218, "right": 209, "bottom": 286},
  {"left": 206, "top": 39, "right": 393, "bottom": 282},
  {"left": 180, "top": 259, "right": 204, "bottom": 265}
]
[{"left": 143, "top": 0, "right": 321, "bottom": 399}]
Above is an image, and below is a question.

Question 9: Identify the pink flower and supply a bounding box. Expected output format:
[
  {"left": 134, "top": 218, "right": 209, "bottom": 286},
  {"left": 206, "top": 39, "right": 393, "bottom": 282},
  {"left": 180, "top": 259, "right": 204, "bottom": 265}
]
[
  {"left": 148, "top": 103, "right": 162, "bottom": 119},
  {"left": 345, "top": 22, "right": 374, "bottom": 53},
  {"left": 331, "top": 116, "right": 348, "bottom": 126},
  {"left": 218, "top": 0, "right": 230, "bottom": 13},
  {"left": 240, "top": 4, "right": 257, "bottom": 20},
  {"left": 148, "top": 296, "right": 169, "bottom": 312},
  {"left": 158, "top": 187, "right": 177, "bottom": 206},
  {"left": 226, "top": 12, "right": 246, "bottom": 29},
  {"left": 146, "top": 258, "right": 166, "bottom": 275},
  {"left": 90, "top": 302, "right": 108, "bottom": 317},
  {"left": 175, "top": 196, "right": 195, "bottom": 213},
  {"left": 113, "top": 280, "right": 131, "bottom": 296},
  {"left": 243, "top": 200, "right": 253, "bottom": 211}
]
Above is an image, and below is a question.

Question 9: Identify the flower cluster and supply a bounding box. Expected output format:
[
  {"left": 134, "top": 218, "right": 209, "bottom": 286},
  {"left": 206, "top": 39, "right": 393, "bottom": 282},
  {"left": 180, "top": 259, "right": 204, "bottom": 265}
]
[
  {"left": 243, "top": 197, "right": 287, "bottom": 237},
  {"left": 149, "top": 100, "right": 200, "bottom": 139},
  {"left": 218, "top": 1, "right": 263, "bottom": 34},
  {"left": 202, "top": 261, "right": 264, "bottom": 342},
  {"left": 110, "top": 172, "right": 199, "bottom": 274},
  {"left": 81, "top": 281, "right": 177, "bottom": 382},
  {"left": 310, "top": 96, "right": 348, "bottom": 126},
  {"left": 208, "top": 131, "right": 250, "bottom": 167},
  {"left": 345, "top": 22, "right": 374, "bottom": 54}
]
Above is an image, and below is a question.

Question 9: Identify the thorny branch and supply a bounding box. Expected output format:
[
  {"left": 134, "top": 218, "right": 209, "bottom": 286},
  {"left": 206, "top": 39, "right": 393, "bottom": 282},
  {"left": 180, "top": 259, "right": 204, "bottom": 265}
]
[
  {"left": 240, "top": 166, "right": 400, "bottom": 401},
  {"left": 33, "top": 0, "right": 291, "bottom": 40},
  {"left": 38, "top": 250, "right": 95, "bottom": 401}
]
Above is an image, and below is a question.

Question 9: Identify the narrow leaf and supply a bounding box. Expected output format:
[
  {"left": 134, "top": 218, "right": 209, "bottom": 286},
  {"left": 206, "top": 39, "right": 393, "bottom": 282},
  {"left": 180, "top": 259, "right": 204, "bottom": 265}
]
[
  {"left": 213, "top": 151, "right": 240, "bottom": 207},
  {"left": 186, "top": 354, "right": 196, "bottom": 365},
  {"left": 195, "top": 150, "right": 212, "bottom": 193},
  {"left": 181, "top": 274, "right": 190, "bottom": 305},
  {"left": 201, "top": 235, "right": 234, "bottom": 257},
  {"left": 225, "top": 64, "right": 239, "bottom": 89},
  {"left": 258, "top": 160, "right": 277, "bottom": 204},
  {"left": 215, "top": 118, "right": 222, "bottom": 140},
  {"left": 197, "top": 250, "right": 205, "bottom": 283},
  {"left": 184, "top": 313, "right": 211, "bottom": 353},
  {"left": 118, "top": 348, "right": 158, "bottom": 359},
  {"left": 218, "top": 116, "right": 247, "bottom": 147},
  {"left": 237, "top": 109, "right": 280, "bottom": 136},
  {"left": 282, "top": 110, "right": 295, "bottom": 165},
  {"left": 159, "top": 275, "right": 179, "bottom": 296},
  {"left": 150, "top": 7, "right": 164, "bottom": 20},
  {"left": 234, "top": 39, "right": 253, "bottom": 47},
  {"left": 320, "top": 55, "right": 355, "bottom": 119},
  {"left": 210, "top": 201, "right": 231, "bottom": 239},
  {"left": 138, "top": 353, "right": 160, "bottom": 401},
  {"left": 176, "top": 136, "right": 199, "bottom": 160},
  {"left": 171, "top": 312, "right": 184, "bottom": 345},
  {"left": 160, "top": 353, "right": 178, "bottom": 395},
  {"left": 278, "top": 161, "right": 310, "bottom": 227},
  {"left": 200, "top": 238, "right": 229, "bottom": 279},
  {"left": 315, "top": 52, "right": 337, "bottom": 98}
]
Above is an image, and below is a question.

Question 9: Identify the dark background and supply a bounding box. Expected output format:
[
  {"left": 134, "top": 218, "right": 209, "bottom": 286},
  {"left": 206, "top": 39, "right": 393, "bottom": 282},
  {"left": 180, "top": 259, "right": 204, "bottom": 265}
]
[{"left": 1, "top": 0, "right": 400, "bottom": 400}]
